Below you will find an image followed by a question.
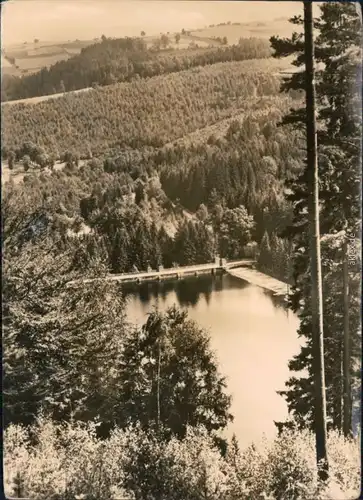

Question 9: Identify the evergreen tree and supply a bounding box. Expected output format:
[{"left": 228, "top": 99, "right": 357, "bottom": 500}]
[
  {"left": 258, "top": 231, "right": 272, "bottom": 273},
  {"left": 8, "top": 150, "right": 15, "bottom": 170},
  {"left": 271, "top": 2, "right": 361, "bottom": 440},
  {"left": 159, "top": 225, "right": 173, "bottom": 268},
  {"left": 173, "top": 221, "right": 197, "bottom": 265},
  {"left": 135, "top": 179, "right": 146, "bottom": 205},
  {"left": 196, "top": 203, "right": 209, "bottom": 222},
  {"left": 194, "top": 222, "right": 215, "bottom": 264},
  {"left": 110, "top": 228, "right": 129, "bottom": 273},
  {"left": 132, "top": 221, "right": 152, "bottom": 271},
  {"left": 115, "top": 307, "right": 233, "bottom": 438},
  {"left": 270, "top": 232, "right": 288, "bottom": 281},
  {"left": 186, "top": 221, "right": 200, "bottom": 264},
  {"left": 302, "top": 1, "right": 328, "bottom": 476},
  {"left": 149, "top": 222, "right": 162, "bottom": 270},
  {"left": 22, "top": 155, "right": 31, "bottom": 171},
  {"left": 3, "top": 239, "right": 126, "bottom": 427},
  {"left": 207, "top": 188, "right": 221, "bottom": 211}
]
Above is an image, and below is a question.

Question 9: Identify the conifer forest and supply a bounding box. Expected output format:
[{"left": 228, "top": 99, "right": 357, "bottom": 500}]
[{"left": 2, "top": 2, "right": 361, "bottom": 499}]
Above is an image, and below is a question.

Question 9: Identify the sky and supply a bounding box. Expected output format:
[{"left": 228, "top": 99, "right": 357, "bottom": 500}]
[{"left": 1, "top": 0, "right": 305, "bottom": 47}]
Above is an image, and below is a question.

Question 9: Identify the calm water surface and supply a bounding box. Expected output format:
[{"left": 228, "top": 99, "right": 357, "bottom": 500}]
[{"left": 123, "top": 273, "right": 300, "bottom": 448}]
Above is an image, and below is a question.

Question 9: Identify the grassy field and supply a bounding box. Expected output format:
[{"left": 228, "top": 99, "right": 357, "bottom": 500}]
[
  {"left": 1, "top": 162, "right": 24, "bottom": 185},
  {"left": 13, "top": 54, "right": 72, "bottom": 73},
  {"left": 1, "top": 18, "right": 296, "bottom": 77},
  {"left": 143, "top": 34, "right": 216, "bottom": 50},
  {"left": 1, "top": 161, "right": 45, "bottom": 185},
  {"left": 2, "top": 39, "right": 97, "bottom": 76},
  {"left": 191, "top": 18, "right": 300, "bottom": 44},
  {"left": 2, "top": 33, "right": 217, "bottom": 77},
  {"left": 1, "top": 159, "right": 84, "bottom": 186},
  {"left": 1, "top": 87, "right": 93, "bottom": 107}
]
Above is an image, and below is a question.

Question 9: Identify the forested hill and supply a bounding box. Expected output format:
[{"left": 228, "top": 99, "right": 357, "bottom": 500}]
[
  {"left": 1, "top": 36, "right": 271, "bottom": 102},
  {"left": 3, "top": 5, "right": 361, "bottom": 499},
  {"left": 1, "top": 57, "right": 295, "bottom": 157},
  {"left": 2, "top": 51, "right": 303, "bottom": 281}
]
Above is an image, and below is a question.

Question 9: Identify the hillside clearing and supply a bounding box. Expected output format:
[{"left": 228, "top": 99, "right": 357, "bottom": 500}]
[
  {"left": 1, "top": 87, "right": 93, "bottom": 106},
  {"left": 190, "top": 18, "right": 300, "bottom": 44}
]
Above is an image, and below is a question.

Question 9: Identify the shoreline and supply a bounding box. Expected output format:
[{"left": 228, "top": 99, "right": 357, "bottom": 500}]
[{"left": 227, "top": 266, "right": 289, "bottom": 297}]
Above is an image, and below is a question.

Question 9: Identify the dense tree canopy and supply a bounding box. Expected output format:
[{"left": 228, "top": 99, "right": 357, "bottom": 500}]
[
  {"left": 2, "top": 58, "right": 291, "bottom": 157},
  {"left": 1, "top": 37, "right": 272, "bottom": 102},
  {"left": 115, "top": 307, "right": 233, "bottom": 438},
  {"left": 2, "top": 191, "right": 127, "bottom": 428},
  {"left": 271, "top": 2, "right": 361, "bottom": 435},
  {"left": 2, "top": 52, "right": 304, "bottom": 274},
  {"left": 2, "top": 5, "right": 361, "bottom": 498}
]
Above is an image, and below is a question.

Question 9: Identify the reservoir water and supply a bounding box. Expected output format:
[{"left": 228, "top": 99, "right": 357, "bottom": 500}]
[{"left": 123, "top": 272, "right": 300, "bottom": 448}]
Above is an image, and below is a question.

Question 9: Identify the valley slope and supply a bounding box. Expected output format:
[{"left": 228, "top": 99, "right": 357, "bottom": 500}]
[{"left": 2, "top": 40, "right": 302, "bottom": 282}]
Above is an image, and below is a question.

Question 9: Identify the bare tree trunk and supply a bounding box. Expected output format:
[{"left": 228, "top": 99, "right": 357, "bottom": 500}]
[
  {"left": 342, "top": 237, "right": 352, "bottom": 436},
  {"left": 331, "top": 342, "right": 343, "bottom": 430},
  {"left": 14, "top": 471, "right": 25, "bottom": 498},
  {"left": 303, "top": 0, "right": 329, "bottom": 481},
  {"left": 156, "top": 339, "right": 161, "bottom": 431}
]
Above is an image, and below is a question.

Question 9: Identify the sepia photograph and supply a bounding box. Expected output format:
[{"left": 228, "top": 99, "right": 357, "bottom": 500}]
[{"left": 1, "top": 0, "right": 362, "bottom": 499}]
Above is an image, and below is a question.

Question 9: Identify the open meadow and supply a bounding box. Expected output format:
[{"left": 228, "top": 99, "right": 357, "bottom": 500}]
[
  {"left": 1, "top": 17, "right": 296, "bottom": 77},
  {"left": 2, "top": 39, "right": 97, "bottom": 76},
  {"left": 190, "top": 18, "right": 300, "bottom": 44}
]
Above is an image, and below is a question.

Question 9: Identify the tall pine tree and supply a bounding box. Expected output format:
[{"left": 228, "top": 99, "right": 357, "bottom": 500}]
[{"left": 271, "top": 2, "right": 361, "bottom": 437}]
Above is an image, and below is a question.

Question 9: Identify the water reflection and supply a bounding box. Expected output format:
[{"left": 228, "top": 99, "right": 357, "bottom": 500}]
[
  {"left": 124, "top": 280, "right": 176, "bottom": 304},
  {"left": 159, "top": 284, "right": 168, "bottom": 303},
  {"left": 175, "top": 279, "right": 200, "bottom": 307},
  {"left": 265, "top": 290, "right": 290, "bottom": 313},
  {"left": 122, "top": 272, "right": 300, "bottom": 448},
  {"left": 123, "top": 273, "right": 220, "bottom": 308},
  {"left": 213, "top": 274, "right": 225, "bottom": 292}
]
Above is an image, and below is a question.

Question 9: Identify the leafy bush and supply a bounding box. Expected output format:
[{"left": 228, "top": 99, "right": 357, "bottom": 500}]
[
  {"left": 4, "top": 418, "right": 360, "bottom": 500},
  {"left": 4, "top": 416, "right": 131, "bottom": 500},
  {"left": 123, "top": 426, "right": 246, "bottom": 500},
  {"left": 266, "top": 428, "right": 319, "bottom": 499}
]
